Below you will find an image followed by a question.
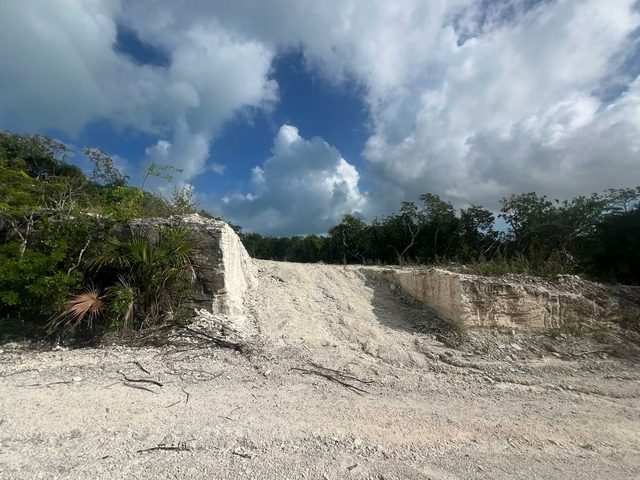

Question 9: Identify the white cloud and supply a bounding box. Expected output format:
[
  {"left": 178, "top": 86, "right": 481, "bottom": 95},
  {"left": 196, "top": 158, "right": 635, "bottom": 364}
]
[
  {"left": 221, "top": 125, "right": 368, "bottom": 235},
  {"left": 210, "top": 163, "right": 227, "bottom": 175},
  {"left": 2, "top": 0, "right": 640, "bottom": 232},
  {"left": 121, "top": 0, "right": 640, "bottom": 217},
  {"left": 352, "top": 0, "right": 640, "bottom": 210},
  {"left": 0, "top": 0, "right": 277, "bottom": 185}
]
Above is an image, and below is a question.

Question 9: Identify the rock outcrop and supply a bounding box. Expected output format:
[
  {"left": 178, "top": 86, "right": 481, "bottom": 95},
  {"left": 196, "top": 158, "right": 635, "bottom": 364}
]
[
  {"left": 116, "top": 214, "right": 256, "bottom": 317},
  {"left": 369, "top": 268, "right": 640, "bottom": 331}
]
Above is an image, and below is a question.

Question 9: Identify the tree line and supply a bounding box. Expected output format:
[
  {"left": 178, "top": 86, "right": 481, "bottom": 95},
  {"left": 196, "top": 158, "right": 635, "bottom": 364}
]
[{"left": 239, "top": 189, "right": 640, "bottom": 284}]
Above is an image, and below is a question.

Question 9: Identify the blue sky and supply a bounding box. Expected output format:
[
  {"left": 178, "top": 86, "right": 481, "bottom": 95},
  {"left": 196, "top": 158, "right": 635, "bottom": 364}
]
[{"left": 1, "top": 0, "right": 640, "bottom": 236}]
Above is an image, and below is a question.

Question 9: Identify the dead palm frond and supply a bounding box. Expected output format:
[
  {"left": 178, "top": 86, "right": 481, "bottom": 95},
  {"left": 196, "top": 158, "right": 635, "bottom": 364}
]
[{"left": 50, "top": 287, "right": 104, "bottom": 330}]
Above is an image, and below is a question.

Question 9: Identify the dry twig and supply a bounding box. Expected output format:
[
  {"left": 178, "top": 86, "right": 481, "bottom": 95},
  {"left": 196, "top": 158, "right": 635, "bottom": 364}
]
[
  {"left": 122, "top": 382, "right": 158, "bottom": 394},
  {"left": 119, "top": 372, "right": 163, "bottom": 387},
  {"left": 308, "top": 362, "right": 375, "bottom": 385},
  {"left": 134, "top": 360, "right": 151, "bottom": 375},
  {"left": 137, "top": 442, "right": 191, "bottom": 454},
  {"left": 291, "top": 367, "right": 370, "bottom": 396},
  {"left": 230, "top": 450, "right": 252, "bottom": 459},
  {"left": 180, "top": 326, "right": 243, "bottom": 351}
]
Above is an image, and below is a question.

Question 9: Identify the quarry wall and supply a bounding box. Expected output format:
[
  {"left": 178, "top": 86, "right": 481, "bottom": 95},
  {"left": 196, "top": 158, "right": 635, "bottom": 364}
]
[
  {"left": 121, "top": 215, "right": 256, "bottom": 317},
  {"left": 368, "top": 267, "right": 640, "bottom": 331}
]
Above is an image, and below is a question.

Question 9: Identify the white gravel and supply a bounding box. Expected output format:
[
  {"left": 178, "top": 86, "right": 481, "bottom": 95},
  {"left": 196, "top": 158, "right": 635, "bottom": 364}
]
[{"left": 1, "top": 260, "right": 639, "bottom": 479}]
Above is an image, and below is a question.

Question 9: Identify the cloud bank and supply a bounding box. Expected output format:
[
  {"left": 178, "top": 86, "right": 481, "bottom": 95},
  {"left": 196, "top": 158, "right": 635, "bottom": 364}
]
[{"left": 1, "top": 0, "right": 639, "bottom": 233}]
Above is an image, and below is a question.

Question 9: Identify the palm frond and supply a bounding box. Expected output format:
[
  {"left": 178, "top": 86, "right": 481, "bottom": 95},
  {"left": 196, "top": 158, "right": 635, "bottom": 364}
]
[
  {"left": 49, "top": 287, "right": 104, "bottom": 330},
  {"left": 105, "top": 276, "right": 136, "bottom": 330}
]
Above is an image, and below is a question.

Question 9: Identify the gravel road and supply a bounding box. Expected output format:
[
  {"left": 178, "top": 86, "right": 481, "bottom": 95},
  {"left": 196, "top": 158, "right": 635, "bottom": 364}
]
[{"left": 1, "top": 261, "right": 639, "bottom": 479}]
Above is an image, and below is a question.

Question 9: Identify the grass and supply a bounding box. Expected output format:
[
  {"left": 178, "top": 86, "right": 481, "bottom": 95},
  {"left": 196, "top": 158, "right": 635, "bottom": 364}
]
[{"left": 449, "top": 251, "right": 573, "bottom": 278}]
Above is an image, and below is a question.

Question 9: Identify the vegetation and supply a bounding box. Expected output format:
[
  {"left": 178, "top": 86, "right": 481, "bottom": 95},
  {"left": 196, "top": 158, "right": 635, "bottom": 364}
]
[
  {"left": 239, "top": 190, "right": 640, "bottom": 284},
  {"left": 0, "top": 131, "right": 203, "bottom": 343}
]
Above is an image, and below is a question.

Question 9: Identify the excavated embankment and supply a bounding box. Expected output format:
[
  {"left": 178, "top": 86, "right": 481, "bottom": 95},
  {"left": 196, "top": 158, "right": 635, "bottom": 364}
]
[
  {"left": 2, "top": 217, "right": 640, "bottom": 479},
  {"left": 366, "top": 267, "right": 640, "bottom": 332},
  {"left": 124, "top": 215, "right": 640, "bottom": 334}
]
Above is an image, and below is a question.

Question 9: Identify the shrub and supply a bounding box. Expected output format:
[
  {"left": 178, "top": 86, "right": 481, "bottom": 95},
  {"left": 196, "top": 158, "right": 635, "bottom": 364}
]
[
  {"left": 461, "top": 249, "right": 572, "bottom": 278},
  {"left": 54, "top": 227, "right": 197, "bottom": 333}
]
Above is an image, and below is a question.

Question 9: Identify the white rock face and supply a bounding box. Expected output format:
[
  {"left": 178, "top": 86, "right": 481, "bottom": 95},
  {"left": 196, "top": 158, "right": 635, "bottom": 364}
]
[
  {"left": 369, "top": 268, "right": 640, "bottom": 331},
  {"left": 211, "top": 219, "right": 257, "bottom": 316},
  {"left": 123, "top": 214, "right": 256, "bottom": 317}
]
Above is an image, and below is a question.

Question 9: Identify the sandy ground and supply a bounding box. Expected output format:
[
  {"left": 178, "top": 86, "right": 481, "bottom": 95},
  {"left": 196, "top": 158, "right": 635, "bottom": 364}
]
[{"left": 1, "top": 260, "right": 640, "bottom": 479}]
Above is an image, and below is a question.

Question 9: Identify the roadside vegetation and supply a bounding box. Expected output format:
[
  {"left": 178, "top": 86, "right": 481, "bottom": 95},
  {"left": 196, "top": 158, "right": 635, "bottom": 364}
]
[
  {"left": 240, "top": 190, "right": 640, "bottom": 284},
  {"left": 0, "top": 131, "right": 203, "bottom": 343},
  {"left": 1, "top": 129, "right": 639, "bottom": 344}
]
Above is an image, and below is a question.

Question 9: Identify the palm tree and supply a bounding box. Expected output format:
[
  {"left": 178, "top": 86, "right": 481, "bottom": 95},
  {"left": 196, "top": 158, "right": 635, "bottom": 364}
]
[{"left": 54, "top": 227, "right": 197, "bottom": 332}]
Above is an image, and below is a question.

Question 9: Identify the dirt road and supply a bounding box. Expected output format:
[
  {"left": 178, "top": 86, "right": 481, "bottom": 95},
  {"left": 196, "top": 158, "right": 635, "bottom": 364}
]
[{"left": 1, "top": 261, "right": 639, "bottom": 479}]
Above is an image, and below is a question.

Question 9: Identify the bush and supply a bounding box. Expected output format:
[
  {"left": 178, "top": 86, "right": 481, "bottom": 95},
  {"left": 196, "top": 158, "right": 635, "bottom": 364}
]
[
  {"left": 0, "top": 213, "right": 113, "bottom": 341},
  {"left": 53, "top": 226, "right": 197, "bottom": 333},
  {"left": 461, "top": 249, "right": 572, "bottom": 278}
]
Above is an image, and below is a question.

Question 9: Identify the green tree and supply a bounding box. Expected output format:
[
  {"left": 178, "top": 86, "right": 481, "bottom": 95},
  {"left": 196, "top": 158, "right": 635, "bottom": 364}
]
[
  {"left": 458, "top": 205, "right": 497, "bottom": 261},
  {"left": 328, "top": 214, "right": 370, "bottom": 264},
  {"left": 84, "top": 147, "right": 129, "bottom": 188}
]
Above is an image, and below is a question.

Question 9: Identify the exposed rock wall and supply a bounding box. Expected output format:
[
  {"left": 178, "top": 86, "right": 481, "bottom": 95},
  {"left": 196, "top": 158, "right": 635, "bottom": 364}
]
[
  {"left": 116, "top": 214, "right": 256, "bottom": 317},
  {"left": 368, "top": 268, "right": 640, "bottom": 331}
]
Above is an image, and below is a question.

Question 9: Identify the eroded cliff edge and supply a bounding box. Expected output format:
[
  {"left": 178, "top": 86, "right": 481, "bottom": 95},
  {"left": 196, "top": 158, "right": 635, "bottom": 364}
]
[{"left": 367, "top": 267, "right": 640, "bottom": 331}]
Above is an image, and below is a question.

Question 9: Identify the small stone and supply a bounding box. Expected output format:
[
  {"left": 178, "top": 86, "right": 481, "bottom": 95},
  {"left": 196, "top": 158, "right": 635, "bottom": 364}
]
[
  {"left": 263, "top": 370, "right": 271, "bottom": 377},
  {"left": 72, "top": 377, "right": 82, "bottom": 382}
]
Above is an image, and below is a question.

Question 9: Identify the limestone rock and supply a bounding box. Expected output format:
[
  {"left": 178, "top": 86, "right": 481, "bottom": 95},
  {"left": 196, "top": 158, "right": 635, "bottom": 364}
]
[
  {"left": 114, "top": 214, "right": 256, "bottom": 317},
  {"left": 369, "top": 267, "right": 640, "bottom": 331}
]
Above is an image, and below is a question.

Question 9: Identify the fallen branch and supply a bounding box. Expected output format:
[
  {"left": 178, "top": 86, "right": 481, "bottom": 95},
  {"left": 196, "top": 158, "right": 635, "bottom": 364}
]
[
  {"left": 119, "top": 372, "right": 163, "bottom": 387},
  {"left": 308, "top": 362, "right": 375, "bottom": 385},
  {"left": 163, "top": 387, "right": 191, "bottom": 408},
  {"left": 137, "top": 443, "right": 191, "bottom": 454},
  {"left": 181, "top": 386, "right": 191, "bottom": 404},
  {"left": 291, "top": 367, "right": 370, "bottom": 396},
  {"left": 180, "top": 326, "right": 244, "bottom": 351},
  {"left": 25, "top": 380, "right": 75, "bottom": 388},
  {"left": 178, "top": 369, "right": 222, "bottom": 383},
  {"left": 122, "top": 382, "right": 158, "bottom": 394},
  {"left": 230, "top": 450, "right": 252, "bottom": 459},
  {"left": 219, "top": 406, "right": 241, "bottom": 421},
  {"left": 134, "top": 360, "right": 151, "bottom": 375}
]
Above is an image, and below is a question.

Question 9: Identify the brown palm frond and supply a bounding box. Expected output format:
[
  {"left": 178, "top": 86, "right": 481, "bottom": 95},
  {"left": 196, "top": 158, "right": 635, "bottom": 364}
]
[{"left": 50, "top": 288, "right": 104, "bottom": 330}]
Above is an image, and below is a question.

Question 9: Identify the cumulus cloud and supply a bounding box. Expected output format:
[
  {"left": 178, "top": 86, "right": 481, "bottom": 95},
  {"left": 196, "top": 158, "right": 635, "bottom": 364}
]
[
  {"left": 221, "top": 125, "right": 368, "bottom": 235},
  {"left": 356, "top": 0, "right": 640, "bottom": 210},
  {"left": 0, "top": 0, "right": 277, "bottom": 184},
  {"left": 2, "top": 0, "right": 640, "bottom": 233},
  {"left": 117, "top": 0, "right": 640, "bottom": 217}
]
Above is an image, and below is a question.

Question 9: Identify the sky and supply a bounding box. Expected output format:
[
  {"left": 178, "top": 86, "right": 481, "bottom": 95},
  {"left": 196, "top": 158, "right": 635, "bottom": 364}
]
[{"left": 1, "top": 0, "right": 639, "bottom": 236}]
